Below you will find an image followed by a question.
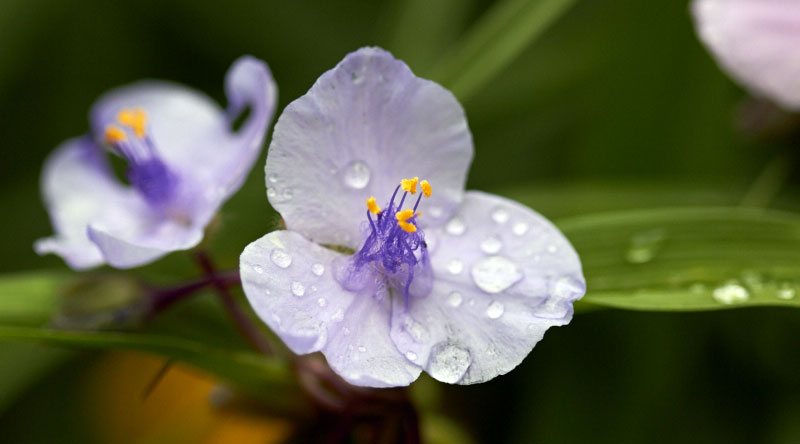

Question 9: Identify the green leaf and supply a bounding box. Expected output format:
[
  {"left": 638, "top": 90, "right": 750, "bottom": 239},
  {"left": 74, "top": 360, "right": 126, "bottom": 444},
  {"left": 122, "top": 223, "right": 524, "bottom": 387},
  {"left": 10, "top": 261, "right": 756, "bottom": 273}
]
[
  {"left": 0, "top": 271, "right": 302, "bottom": 412},
  {"left": 428, "top": 0, "right": 578, "bottom": 101},
  {"left": 0, "top": 325, "right": 301, "bottom": 411},
  {"left": 556, "top": 207, "right": 800, "bottom": 311},
  {"left": 0, "top": 271, "right": 65, "bottom": 326}
]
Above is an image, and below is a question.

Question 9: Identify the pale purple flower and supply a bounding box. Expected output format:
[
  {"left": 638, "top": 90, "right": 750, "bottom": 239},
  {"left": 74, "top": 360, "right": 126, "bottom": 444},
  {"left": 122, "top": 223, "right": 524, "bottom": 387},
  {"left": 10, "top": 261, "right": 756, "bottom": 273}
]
[
  {"left": 240, "top": 47, "right": 585, "bottom": 388},
  {"left": 35, "top": 56, "right": 277, "bottom": 269},
  {"left": 692, "top": 0, "right": 800, "bottom": 110}
]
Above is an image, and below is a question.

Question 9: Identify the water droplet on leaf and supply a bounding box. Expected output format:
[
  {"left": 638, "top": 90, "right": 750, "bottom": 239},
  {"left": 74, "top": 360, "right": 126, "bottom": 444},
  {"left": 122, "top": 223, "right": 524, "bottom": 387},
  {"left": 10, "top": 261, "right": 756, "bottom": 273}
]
[{"left": 712, "top": 282, "right": 749, "bottom": 305}]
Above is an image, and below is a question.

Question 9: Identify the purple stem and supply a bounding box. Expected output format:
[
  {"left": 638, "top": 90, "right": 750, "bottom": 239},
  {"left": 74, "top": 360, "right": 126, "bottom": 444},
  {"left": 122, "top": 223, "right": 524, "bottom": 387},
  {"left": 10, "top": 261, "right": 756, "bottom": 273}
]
[
  {"left": 149, "top": 270, "right": 241, "bottom": 314},
  {"left": 193, "top": 251, "right": 273, "bottom": 355}
]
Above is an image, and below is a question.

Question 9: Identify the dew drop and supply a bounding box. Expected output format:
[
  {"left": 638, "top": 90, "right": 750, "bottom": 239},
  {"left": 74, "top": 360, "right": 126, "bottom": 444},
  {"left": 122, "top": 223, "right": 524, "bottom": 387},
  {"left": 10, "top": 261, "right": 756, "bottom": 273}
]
[
  {"left": 446, "top": 259, "right": 464, "bottom": 275},
  {"left": 317, "top": 297, "right": 327, "bottom": 307},
  {"left": 267, "top": 188, "right": 276, "bottom": 198},
  {"left": 312, "top": 263, "right": 325, "bottom": 276},
  {"left": 428, "top": 342, "right": 471, "bottom": 384},
  {"left": 270, "top": 248, "right": 292, "bottom": 268},
  {"left": 405, "top": 351, "right": 418, "bottom": 361},
  {"left": 712, "top": 282, "right": 750, "bottom": 305},
  {"left": 486, "top": 301, "right": 505, "bottom": 319},
  {"left": 471, "top": 256, "right": 523, "bottom": 294},
  {"left": 447, "top": 291, "right": 463, "bottom": 307},
  {"left": 351, "top": 72, "right": 365, "bottom": 85},
  {"left": 331, "top": 309, "right": 344, "bottom": 321},
  {"left": 343, "top": 161, "right": 370, "bottom": 189},
  {"left": 625, "top": 228, "right": 666, "bottom": 264},
  {"left": 480, "top": 235, "right": 503, "bottom": 254},
  {"left": 253, "top": 265, "right": 263, "bottom": 274},
  {"left": 358, "top": 345, "right": 366, "bottom": 353},
  {"left": 512, "top": 222, "right": 529, "bottom": 236},
  {"left": 445, "top": 217, "right": 466, "bottom": 236},
  {"left": 777, "top": 284, "right": 796, "bottom": 300},
  {"left": 291, "top": 281, "right": 305, "bottom": 297},
  {"left": 491, "top": 207, "right": 509, "bottom": 224},
  {"left": 429, "top": 206, "right": 444, "bottom": 218},
  {"left": 689, "top": 283, "right": 706, "bottom": 294},
  {"left": 402, "top": 316, "right": 429, "bottom": 342},
  {"left": 267, "top": 173, "right": 279, "bottom": 184},
  {"left": 546, "top": 245, "right": 558, "bottom": 254}
]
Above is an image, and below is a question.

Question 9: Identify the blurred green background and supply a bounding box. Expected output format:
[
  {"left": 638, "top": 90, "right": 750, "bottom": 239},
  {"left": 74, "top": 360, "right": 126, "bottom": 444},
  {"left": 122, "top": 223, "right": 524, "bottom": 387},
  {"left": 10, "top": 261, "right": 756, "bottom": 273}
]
[{"left": 1, "top": 0, "right": 799, "bottom": 442}]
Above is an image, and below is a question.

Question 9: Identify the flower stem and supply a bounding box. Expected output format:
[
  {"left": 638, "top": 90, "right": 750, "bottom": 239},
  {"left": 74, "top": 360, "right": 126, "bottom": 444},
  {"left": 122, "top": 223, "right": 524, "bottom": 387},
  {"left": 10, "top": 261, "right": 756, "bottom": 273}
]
[
  {"left": 149, "top": 270, "right": 240, "bottom": 314},
  {"left": 193, "top": 251, "right": 273, "bottom": 355}
]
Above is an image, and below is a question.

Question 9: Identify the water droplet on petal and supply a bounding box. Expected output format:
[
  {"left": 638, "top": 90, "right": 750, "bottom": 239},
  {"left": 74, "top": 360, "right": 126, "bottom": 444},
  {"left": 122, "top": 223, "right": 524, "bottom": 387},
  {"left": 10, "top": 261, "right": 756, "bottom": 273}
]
[
  {"left": 331, "top": 309, "right": 344, "bottom": 321},
  {"left": 267, "top": 173, "right": 279, "bottom": 184},
  {"left": 546, "top": 245, "right": 558, "bottom": 254},
  {"left": 429, "top": 206, "right": 444, "bottom": 218},
  {"left": 480, "top": 235, "right": 503, "bottom": 254},
  {"left": 343, "top": 161, "right": 370, "bottom": 189},
  {"left": 402, "top": 316, "right": 429, "bottom": 343},
  {"left": 712, "top": 282, "right": 749, "bottom": 305},
  {"left": 486, "top": 301, "right": 505, "bottom": 319},
  {"left": 291, "top": 281, "right": 305, "bottom": 297},
  {"left": 312, "top": 263, "right": 325, "bottom": 276},
  {"left": 270, "top": 248, "right": 292, "bottom": 268},
  {"left": 471, "top": 256, "right": 523, "bottom": 294},
  {"left": 445, "top": 217, "right": 466, "bottom": 236},
  {"left": 446, "top": 259, "right": 464, "bottom": 275},
  {"left": 253, "top": 265, "right": 263, "bottom": 274},
  {"left": 447, "top": 291, "right": 463, "bottom": 307},
  {"left": 317, "top": 297, "right": 327, "bottom": 307},
  {"left": 351, "top": 72, "right": 365, "bottom": 85},
  {"left": 405, "top": 351, "right": 418, "bottom": 361},
  {"left": 428, "top": 342, "right": 471, "bottom": 384},
  {"left": 491, "top": 207, "right": 509, "bottom": 224},
  {"left": 358, "top": 345, "right": 366, "bottom": 352},
  {"left": 267, "top": 188, "right": 276, "bottom": 198},
  {"left": 512, "top": 222, "right": 529, "bottom": 236}
]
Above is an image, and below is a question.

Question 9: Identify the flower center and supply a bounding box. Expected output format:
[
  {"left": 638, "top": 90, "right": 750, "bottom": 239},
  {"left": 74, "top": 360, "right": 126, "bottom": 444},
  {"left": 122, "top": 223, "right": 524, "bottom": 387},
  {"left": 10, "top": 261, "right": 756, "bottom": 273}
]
[
  {"left": 103, "top": 109, "right": 178, "bottom": 208},
  {"left": 333, "top": 177, "right": 434, "bottom": 309}
]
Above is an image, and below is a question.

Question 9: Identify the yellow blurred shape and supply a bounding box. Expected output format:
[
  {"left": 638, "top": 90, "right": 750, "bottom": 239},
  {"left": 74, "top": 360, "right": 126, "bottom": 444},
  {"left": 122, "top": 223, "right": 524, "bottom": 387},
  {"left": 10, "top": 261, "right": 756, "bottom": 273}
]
[{"left": 82, "top": 352, "right": 290, "bottom": 444}]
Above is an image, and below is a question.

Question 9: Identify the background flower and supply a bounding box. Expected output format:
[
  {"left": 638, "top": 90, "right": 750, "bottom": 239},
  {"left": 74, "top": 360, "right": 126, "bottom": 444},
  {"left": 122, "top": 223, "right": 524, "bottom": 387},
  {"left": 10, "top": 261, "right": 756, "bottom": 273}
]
[
  {"left": 692, "top": 0, "right": 800, "bottom": 110},
  {"left": 34, "top": 56, "right": 277, "bottom": 269}
]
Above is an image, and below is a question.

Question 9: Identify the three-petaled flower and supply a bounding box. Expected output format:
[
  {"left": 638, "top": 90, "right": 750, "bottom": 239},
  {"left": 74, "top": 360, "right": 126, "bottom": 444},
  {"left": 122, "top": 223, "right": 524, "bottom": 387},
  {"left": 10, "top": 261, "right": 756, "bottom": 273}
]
[
  {"left": 35, "top": 56, "right": 277, "bottom": 269},
  {"left": 240, "top": 47, "right": 585, "bottom": 387}
]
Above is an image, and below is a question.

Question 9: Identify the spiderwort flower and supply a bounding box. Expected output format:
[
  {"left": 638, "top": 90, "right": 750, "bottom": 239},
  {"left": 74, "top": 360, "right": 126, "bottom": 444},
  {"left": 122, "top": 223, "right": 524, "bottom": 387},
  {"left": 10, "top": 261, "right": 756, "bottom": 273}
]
[
  {"left": 240, "top": 48, "right": 585, "bottom": 387},
  {"left": 35, "top": 57, "right": 277, "bottom": 269},
  {"left": 692, "top": 0, "right": 800, "bottom": 110}
]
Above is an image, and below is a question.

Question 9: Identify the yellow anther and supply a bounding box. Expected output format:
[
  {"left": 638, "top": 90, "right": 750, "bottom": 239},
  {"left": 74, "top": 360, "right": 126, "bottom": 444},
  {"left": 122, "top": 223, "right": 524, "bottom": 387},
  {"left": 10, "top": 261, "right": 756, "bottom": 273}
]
[
  {"left": 104, "top": 125, "right": 127, "bottom": 144},
  {"left": 420, "top": 180, "right": 432, "bottom": 198},
  {"left": 117, "top": 108, "right": 147, "bottom": 138},
  {"left": 400, "top": 177, "right": 419, "bottom": 194},
  {"left": 398, "top": 221, "right": 417, "bottom": 233},
  {"left": 366, "top": 196, "right": 382, "bottom": 215},
  {"left": 396, "top": 209, "right": 414, "bottom": 222}
]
